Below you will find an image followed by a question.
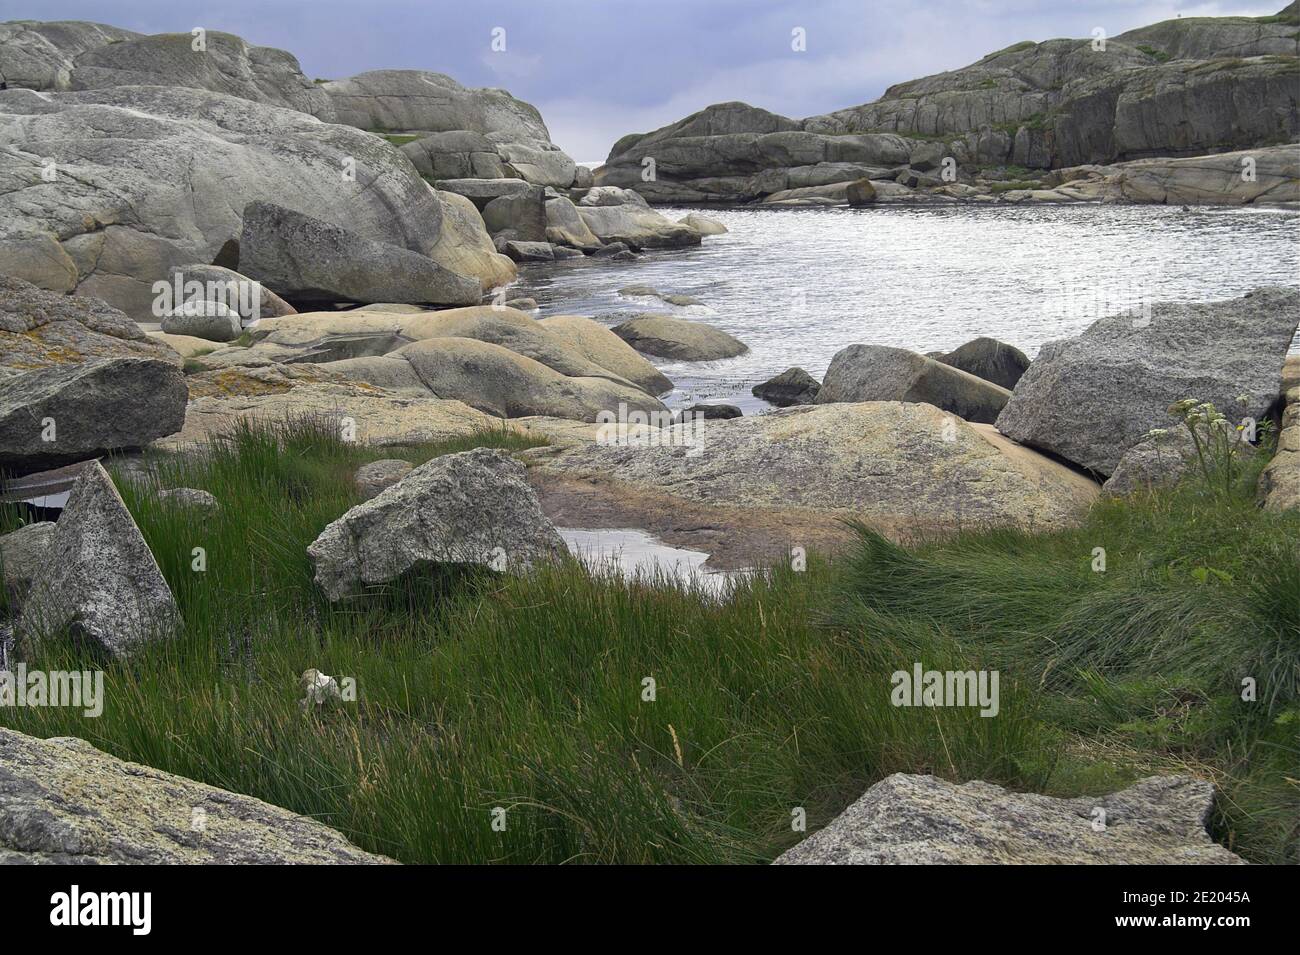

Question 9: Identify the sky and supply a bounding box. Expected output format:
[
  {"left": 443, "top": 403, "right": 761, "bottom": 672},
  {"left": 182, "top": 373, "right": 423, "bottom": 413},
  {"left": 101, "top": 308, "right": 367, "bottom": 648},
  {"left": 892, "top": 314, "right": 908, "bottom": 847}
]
[{"left": 0, "top": 0, "right": 1285, "bottom": 159}]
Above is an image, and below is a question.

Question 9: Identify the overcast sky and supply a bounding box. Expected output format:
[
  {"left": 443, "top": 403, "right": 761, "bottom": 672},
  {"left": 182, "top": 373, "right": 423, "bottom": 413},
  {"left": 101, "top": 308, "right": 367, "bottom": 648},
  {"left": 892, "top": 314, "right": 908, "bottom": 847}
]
[{"left": 1, "top": 0, "right": 1284, "bottom": 159}]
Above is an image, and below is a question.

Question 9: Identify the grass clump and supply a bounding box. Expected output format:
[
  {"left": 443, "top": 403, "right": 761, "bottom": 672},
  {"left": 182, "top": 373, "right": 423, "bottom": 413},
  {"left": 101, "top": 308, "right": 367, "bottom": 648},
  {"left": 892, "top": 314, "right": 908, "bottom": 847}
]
[{"left": 2, "top": 414, "right": 1296, "bottom": 863}]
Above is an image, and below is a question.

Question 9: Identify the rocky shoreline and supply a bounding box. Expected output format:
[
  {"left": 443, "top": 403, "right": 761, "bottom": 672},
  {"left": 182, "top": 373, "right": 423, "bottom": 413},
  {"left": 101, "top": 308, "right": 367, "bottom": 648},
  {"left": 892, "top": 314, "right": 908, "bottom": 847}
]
[{"left": 1, "top": 6, "right": 1298, "bottom": 866}]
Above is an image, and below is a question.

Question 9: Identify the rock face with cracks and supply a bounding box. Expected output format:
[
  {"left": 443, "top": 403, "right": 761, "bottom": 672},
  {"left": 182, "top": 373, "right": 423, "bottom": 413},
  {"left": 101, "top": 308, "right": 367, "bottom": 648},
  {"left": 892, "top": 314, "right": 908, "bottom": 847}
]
[
  {"left": 308, "top": 448, "right": 567, "bottom": 600},
  {"left": 774, "top": 773, "right": 1243, "bottom": 864}
]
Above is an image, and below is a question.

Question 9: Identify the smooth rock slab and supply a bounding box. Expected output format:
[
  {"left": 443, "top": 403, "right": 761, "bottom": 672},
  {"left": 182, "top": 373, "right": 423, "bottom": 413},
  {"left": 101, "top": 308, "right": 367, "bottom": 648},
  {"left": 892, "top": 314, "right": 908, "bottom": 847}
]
[
  {"left": 774, "top": 773, "right": 1243, "bottom": 864},
  {"left": 20, "top": 462, "right": 177, "bottom": 658},
  {"left": 239, "top": 201, "right": 481, "bottom": 307},
  {"left": 308, "top": 448, "right": 567, "bottom": 600},
  {"left": 816, "top": 344, "right": 1010, "bottom": 424},
  {"left": 0, "top": 726, "right": 393, "bottom": 864},
  {"left": 996, "top": 288, "right": 1300, "bottom": 476}
]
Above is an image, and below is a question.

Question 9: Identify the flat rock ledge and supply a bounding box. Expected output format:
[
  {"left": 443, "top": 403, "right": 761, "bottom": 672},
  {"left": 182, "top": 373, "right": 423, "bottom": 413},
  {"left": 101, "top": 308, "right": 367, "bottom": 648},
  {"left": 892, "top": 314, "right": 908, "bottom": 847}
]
[
  {"left": 0, "top": 727, "right": 394, "bottom": 864},
  {"left": 775, "top": 773, "right": 1244, "bottom": 865}
]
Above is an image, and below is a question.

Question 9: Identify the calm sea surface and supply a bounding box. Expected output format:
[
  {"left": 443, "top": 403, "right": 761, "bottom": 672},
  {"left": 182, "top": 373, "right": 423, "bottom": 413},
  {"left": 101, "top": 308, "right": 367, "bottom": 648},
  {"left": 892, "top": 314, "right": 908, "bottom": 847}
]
[{"left": 510, "top": 203, "right": 1300, "bottom": 409}]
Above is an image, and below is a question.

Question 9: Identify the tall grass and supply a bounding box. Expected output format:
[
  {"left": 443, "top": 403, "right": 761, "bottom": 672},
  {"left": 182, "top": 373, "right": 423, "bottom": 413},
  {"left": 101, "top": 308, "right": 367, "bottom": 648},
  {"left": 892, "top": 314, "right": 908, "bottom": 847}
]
[{"left": 1, "top": 418, "right": 1295, "bottom": 863}]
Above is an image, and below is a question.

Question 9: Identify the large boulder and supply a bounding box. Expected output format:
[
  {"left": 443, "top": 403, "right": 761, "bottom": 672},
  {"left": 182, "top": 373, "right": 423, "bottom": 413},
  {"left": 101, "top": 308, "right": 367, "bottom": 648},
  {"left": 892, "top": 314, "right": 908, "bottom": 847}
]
[
  {"left": 0, "top": 357, "right": 187, "bottom": 475},
  {"left": 238, "top": 202, "right": 481, "bottom": 307},
  {"left": 774, "top": 773, "right": 1242, "bottom": 864},
  {"left": 816, "top": 345, "right": 1011, "bottom": 424},
  {"left": 995, "top": 288, "right": 1300, "bottom": 476},
  {"left": 0, "top": 276, "right": 180, "bottom": 385},
  {"left": 545, "top": 196, "right": 602, "bottom": 250},
  {"left": 0, "top": 726, "right": 393, "bottom": 863},
  {"left": 1259, "top": 356, "right": 1300, "bottom": 510},
  {"left": 934, "top": 337, "right": 1030, "bottom": 390},
  {"left": 395, "top": 337, "right": 667, "bottom": 421},
  {"left": 20, "top": 462, "right": 177, "bottom": 658},
  {"left": 481, "top": 186, "right": 547, "bottom": 242},
  {"left": 307, "top": 447, "right": 567, "bottom": 600},
  {"left": 752, "top": 367, "right": 821, "bottom": 406},
  {"left": 611, "top": 315, "right": 748, "bottom": 361},
  {"left": 0, "top": 85, "right": 453, "bottom": 318}
]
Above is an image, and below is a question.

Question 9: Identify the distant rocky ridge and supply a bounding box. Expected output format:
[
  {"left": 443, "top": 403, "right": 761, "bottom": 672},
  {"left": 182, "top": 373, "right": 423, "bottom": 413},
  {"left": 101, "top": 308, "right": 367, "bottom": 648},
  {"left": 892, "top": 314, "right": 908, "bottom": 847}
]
[{"left": 596, "top": 3, "right": 1300, "bottom": 205}]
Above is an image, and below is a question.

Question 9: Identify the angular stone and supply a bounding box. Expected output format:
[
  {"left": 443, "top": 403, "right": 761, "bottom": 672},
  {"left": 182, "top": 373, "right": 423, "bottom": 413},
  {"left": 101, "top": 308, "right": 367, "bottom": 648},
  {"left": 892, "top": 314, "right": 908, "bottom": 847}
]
[
  {"left": 934, "top": 337, "right": 1031, "bottom": 390},
  {"left": 996, "top": 288, "right": 1300, "bottom": 476},
  {"left": 20, "top": 462, "right": 177, "bottom": 658},
  {"left": 775, "top": 773, "right": 1243, "bottom": 864},
  {"left": 752, "top": 367, "right": 821, "bottom": 406},
  {"left": 0, "top": 521, "right": 54, "bottom": 607},
  {"left": 308, "top": 448, "right": 567, "bottom": 600},
  {"left": 0, "top": 358, "right": 188, "bottom": 476},
  {"left": 816, "top": 344, "right": 1010, "bottom": 424}
]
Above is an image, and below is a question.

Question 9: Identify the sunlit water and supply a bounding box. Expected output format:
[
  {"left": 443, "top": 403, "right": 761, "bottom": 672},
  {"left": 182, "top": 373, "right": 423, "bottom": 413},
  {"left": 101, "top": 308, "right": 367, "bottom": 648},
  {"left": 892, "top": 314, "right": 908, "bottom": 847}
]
[
  {"left": 510, "top": 203, "right": 1300, "bottom": 409},
  {"left": 558, "top": 527, "right": 741, "bottom": 595}
]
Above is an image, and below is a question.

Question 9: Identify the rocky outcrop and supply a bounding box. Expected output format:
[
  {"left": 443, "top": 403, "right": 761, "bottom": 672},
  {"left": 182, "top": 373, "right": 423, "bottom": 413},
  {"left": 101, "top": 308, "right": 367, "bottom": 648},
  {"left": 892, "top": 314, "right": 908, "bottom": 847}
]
[
  {"left": 0, "top": 85, "right": 458, "bottom": 317},
  {"left": 611, "top": 315, "right": 748, "bottom": 362},
  {"left": 324, "top": 70, "right": 578, "bottom": 187},
  {"left": 816, "top": 345, "right": 1011, "bottom": 424},
  {"left": 426, "top": 190, "right": 518, "bottom": 291},
  {"left": 934, "top": 337, "right": 1030, "bottom": 390},
  {"left": 0, "top": 726, "right": 393, "bottom": 863},
  {"left": 596, "top": 7, "right": 1299, "bottom": 203},
  {"left": 996, "top": 287, "right": 1300, "bottom": 476},
  {"left": 0, "top": 20, "right": 140, "bottom": 91},
  {"left": 1109, "top": 146, "right": 1300, "bottom": 207},
  {"left": 308, "top": 448, "right": 566, "bottom": 600},
  {"left": 238, "top": 202, "right": 481, "bottom": 307},
  {"left": 68, "top": 30, "right": 334, "bottom": 117},
  {"left": 774, "top": 773, "right": 1242, "bottom": 864},
  {"left": 753, "top": 367, "right": 821, "bottom": 406},
  {"left": 20, "top": 462, "right": 177, "bottom": 658}
]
